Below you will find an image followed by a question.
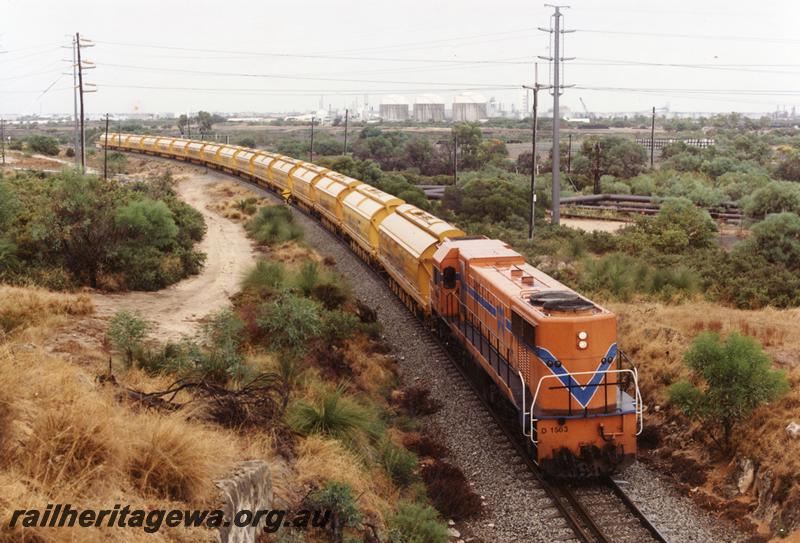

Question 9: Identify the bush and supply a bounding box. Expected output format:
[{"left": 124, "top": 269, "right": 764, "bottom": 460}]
[
  {"left": 620, "top": 198, "right": 717, "bottom": 255},
  {"left": 245, "top": 205, "right": 303, "bottom": 246},
  {"left": 236, "top": 137, "right": 256, "bottom": 148},
  {"left": 243, "top": 259, "right": 285, "bottom": 292},
  {"left": 287, "top": 387, "right": 379, "bottom": 452},
  {"left": 115, "top": 198, "right": 178, "bottom": 248},
  {"left": 380, "top": 440, "right": 418, "bottom": 487},
  {"left": 257, "top": 292, "right": 321, "bottom": 355},
  {"left": 321, "top": 310, "right": 360, "bottom": 345},
  {"left": 295, "top": 261, "right": 321, "bottom": 296},
  {"left": 26, "top": 135, "right": 59, "bottom": 155},
  {"left": 669, "top": 332, "right": 788, "bottom": 452},
  {"left": 107, "top": 310, "right": 150, "bottom": 367},
  {"left": 311, "top": 282, "right": 349, "bottom": 309},
  {"left": 198, "top": 308, "right": 248, "bottom": 383},
  {"left": 306, "top": 482, "right": 362, "bottom": 539},
  {"left": 742, "top": 181, "right": 800, "bottom": 220},
  {"left": 387, "top": 502, "right": 448, "bottom": 543},
  {"left": 741, "top": 212, "right": 800, "bottom": 271}
]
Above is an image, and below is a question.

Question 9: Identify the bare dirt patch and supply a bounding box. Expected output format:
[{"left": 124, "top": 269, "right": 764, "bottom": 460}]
[{"left": 90, "top": 170, "right": 259, "bottom": 341}]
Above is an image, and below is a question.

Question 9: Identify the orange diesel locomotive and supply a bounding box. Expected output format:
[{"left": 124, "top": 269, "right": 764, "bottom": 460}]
[{"left": 103, "top": 133, "right": 643, "bottom": 477}]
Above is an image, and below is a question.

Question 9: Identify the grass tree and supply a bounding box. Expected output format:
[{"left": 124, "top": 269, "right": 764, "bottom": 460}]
[{"left": 669, "top": 331, "right": 788, "bottom": 453}]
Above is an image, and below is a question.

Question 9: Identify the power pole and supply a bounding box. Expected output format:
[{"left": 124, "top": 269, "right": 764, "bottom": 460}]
[
  {"left": 343, "top": 109, "right": 349, "bottom": 154},
  {"left": 1, "top": 118, "right": 5, "bottom": 166},
  {"left": 71, "top": 36, "right": 79, "bottom": 168},
  {"left": 522, "top": 63, "right": 544, "bottom": 240},
  {"left": 103, "top": 114, "right": 109, "bottom": 180},
  {"left": 75, "top": 33, "right": 95, "bottom": 173},
  {"left": 650, "top": 106, "right": 656, "bottom": 168},
  {"left": 453, "top": 131, "right": 458, "bottom": 185},
  {"left": 539, "top": 5, "right": 574, "bottom": 225},
  {"left": 567, "top": 133, "right": 572, "bottom": 173},
  {"left": 593, "top": 142, "right": 601, "bottom": 194},
  {"left": 309, "top": 117, "right": 315, "bottom": 162}
]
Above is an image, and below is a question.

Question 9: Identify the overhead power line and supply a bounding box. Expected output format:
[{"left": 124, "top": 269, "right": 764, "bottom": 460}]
[
  {"left": 573, "top": 28, "right": 800, "bottom": 44},
  {"left": 93, "top": 40, "right": 532, "bottom": 65}
]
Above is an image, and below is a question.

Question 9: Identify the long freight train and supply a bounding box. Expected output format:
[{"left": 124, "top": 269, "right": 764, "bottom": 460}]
[{"left": 103, "top": 133, "right": 643, "bottom": 477}]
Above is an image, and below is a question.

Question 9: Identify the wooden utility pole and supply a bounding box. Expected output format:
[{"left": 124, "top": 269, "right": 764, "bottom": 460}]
[
  {"left": 650, "top": 106, "right": 656, "bottom": 168},
  {"left": 343, "top": 109, "right": 349, "bottom": 154},
  {"left": 567, "top": 133, "right": 572, "bottom": 173},
  {"left": 522, "top": 63, "right": 542, "bottom": 240},
  {"left": 103, "top": 114, "right": 109, "bottom": 179},
  {"left": 76, "top": 32, "right": 85, "bottom": 172},
  {"left": 1, "top": 118, "right": 5, "bottom": 166},
  {"left": 453, "top": 132, "right": 458, "bottom": 185},
  {"left": 309, "top": 117, "right": 315, "bottom": 162},
  {"left": 593, "top": 143, "right": 601, "bottom": 194},
  {"left": 75, "top": 32, "right": 94, "bottom": 173}
]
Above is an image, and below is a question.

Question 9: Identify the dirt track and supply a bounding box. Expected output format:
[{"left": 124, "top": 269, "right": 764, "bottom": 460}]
[{"left": 90, "top": 168, "right": 256, "bottom": 341}]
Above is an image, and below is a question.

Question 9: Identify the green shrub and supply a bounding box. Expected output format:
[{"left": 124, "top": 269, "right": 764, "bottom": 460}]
[
  {"left": 580, "top": 253, "right": 644, "bottom": 301},
  {"left": 307, "top": 482, "right": 362, "bottom": 538},
  {"left": 742, "top": 181, "right": 800, "bottom": 220},
  {"left": 311, "top": 281, "right": 349, "bottom": 309},
  {"left": 321, "top": 310, "right": 360, "bottom": 344},
  {"left": 25, "top": 135, "right": 59, "bottom": 156},
  {"left": 243, "top": 260, "right": 285, "bottom": 292},
  {"left": 257, "top": 292, "right": 321, "bottom": 355},
  {"left": 295, "top": 261, "right": 321, "bottom": 296},
  {"left": 387, "top": 503, "right": 448, "bottom": 543},
  {"left": 669, "top": 332, "right": 788, "bottom": 452},
  {"left": 236, "top": 137, "right": 257, "bottom": 149},
  {"left": 740, "top": 212, "right": 800, "bottom": 271},
  {"left": 115, "top": 198, "right": 178, "bottom": 248},
  {"left": 198, "top": 308, "right": 249, "bottom": 383},
  {"left": 287, "top": 387, "right": 380, "bottom": 452},
  {"left": 107, "top": 310, "right": 150, "bottom": 367},
  {"left": 620, "top": 198, "right": 717, "bottom": 255},
  {"left": 245, "top": 205, "right": 303, "bottom": 246},
  {"left": 380, "top": 441, "right": 418, "bottom": 487}
]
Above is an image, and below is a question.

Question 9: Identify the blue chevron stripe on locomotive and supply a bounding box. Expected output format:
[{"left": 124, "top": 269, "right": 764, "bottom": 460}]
[{"left": 534, "top": 343, "right": 618, "bottom": 408}]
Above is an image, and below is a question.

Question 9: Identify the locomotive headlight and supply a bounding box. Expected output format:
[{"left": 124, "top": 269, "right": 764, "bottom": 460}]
[
  {"left": 578, "top": 340, "right": 588, "bottom": 350},
  {"left": 577, "top": 331, "right": 588, "bottom": 340}
]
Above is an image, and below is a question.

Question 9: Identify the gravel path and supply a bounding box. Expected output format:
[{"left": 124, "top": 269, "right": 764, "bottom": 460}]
[{"left": 137, "top": 160, "right": 744, "bottom": 543}]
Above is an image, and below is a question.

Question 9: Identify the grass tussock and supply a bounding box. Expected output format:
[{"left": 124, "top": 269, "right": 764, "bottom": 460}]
[
  {"left": 0, "top": 286, "right": 92, "bottom": 333},
  {"left": 128, "top": 416, "right": 236, "bottom": 503}
]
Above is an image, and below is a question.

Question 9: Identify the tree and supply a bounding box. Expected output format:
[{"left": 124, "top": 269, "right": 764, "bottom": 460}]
[
  {"left": 739, "top": 212, "right": 800, "bottom": 271},
  {"left": 574, "top": 136, "right": 647, "bottom": 179},
  {"left": 620, "top": 197, "right": 717, "bottom": 255},
  {"left": 742, "top": 181, "right": 800, "bottom": 219},
  {"left": 177, "top": 114, "right": 188, "bottom": 135},
  {"left": 669, "top": 332, "right": 788, "bottom": 452},
  {"left": 774, "top": 147, "right": 800, "bottom": 182},
  {"left": 26, "top": 135, "right": 60, "bottom": 156},
  {"left": 236, "top": 137, "right": 256, "bottom": 148},
  {"left": 196, "top": 111, "right": 214, "bottom": 134},
  {"left": 115, "top": 198, "right": 178, "bottom": 249},
  {"left": 107, "top": 310, "right": 150, "bottom": 367}
]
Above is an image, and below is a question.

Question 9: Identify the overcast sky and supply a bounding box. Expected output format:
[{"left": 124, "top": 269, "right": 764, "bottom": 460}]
[{"left": 2, "top": 0, "right": 799, "bottom": 117}]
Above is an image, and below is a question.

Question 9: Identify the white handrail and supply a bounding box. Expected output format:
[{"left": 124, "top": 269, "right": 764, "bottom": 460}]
[
  {"left": 527, "top": 368, "right": 643, "bottom": 444},
  {"left": 518, "top": 370, "right": 531, "bottom": 438}
]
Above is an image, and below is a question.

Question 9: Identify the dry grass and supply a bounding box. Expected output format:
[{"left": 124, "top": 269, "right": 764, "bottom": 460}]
[
  {"left": 293, "top": 435, "right": 394, "bottom": 526},
  {"left": 0, "top": 286, "right": 93, "bottom": 335},
  {"left": 127, "top": 415, "right": 236, "bottom": 503},
  {"left": 344, "top": 337, "right": 396, "bottom": 395},
  {"left": 207, "top": 181, "right": 267, "bottom": 221}
]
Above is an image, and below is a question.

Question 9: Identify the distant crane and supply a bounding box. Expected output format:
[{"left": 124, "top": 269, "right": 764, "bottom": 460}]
[{"left": 579, "top": 97, "right": 593, "bottom": 120}]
